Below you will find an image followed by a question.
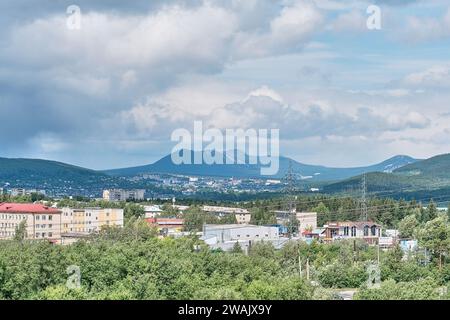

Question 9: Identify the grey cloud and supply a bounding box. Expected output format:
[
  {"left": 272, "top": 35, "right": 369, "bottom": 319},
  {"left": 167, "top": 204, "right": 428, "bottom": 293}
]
[{"left": 204, "top": 94, "right": 431, "bottom": 140}]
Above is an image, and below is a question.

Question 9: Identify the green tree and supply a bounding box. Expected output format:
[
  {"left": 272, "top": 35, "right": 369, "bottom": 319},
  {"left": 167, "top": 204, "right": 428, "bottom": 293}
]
[
  {"left": 426, "top": 199, "right": 438, "bottom": 221},
  {"left": 13, "top": 220, "right": 27, "bottom": 241},
  {"left": 183, "top": 207, "right": 218, "bottom": 232},
  {"left": 314, "top": 202, "right": 330, "bottom": 226},
  {"left": 287, "top": 214, "right": 299, "bottom": 236},
  {"left": 355, "top": 278, "right": 440, "bottom": 300},
  {"left": 124, "top": 203, "right": 145, "bottom": 219},
  {"left": 250, "top": 207, "right": 276, "bottom": 225},
  {"left": 231, "top": 241, "right": 243, "bottom": 254},
  {"left": 160, "top": 203, "right": 179, "bottom": 218},
  {"left": 398, "top": 214, "right": 419, "bottom": 239},
  {"left": 418, "top": 214, "right": 450, "bottom": 270}
]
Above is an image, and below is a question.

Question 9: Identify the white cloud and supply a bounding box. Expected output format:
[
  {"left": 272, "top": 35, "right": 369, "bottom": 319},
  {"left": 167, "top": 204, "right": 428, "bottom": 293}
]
[
  {"left": 400, "top": 8, "right": 450, "bottom": 42},
  {"left": 233, "top": 1, "right": 324, "bottom": 58},
  {"left": 402, "top": 65, "right": 450, "bottom": 88},
  {"left": 328, "top": 10, "right": 367, "bottom": 32}
]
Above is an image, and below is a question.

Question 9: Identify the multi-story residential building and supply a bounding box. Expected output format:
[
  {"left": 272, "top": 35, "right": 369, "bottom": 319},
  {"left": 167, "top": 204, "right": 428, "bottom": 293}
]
[
  {"left": 102, "top": 189, "right": 145, "bottom": 202},
  {"left": 202, "top": 205, "right": 251, "bottom": 224},
  {"left": 0, "top": 203, "right": 61, "bottom": 242},
  {"left": 61, "top": 207, "right": 124, "bottom": 234},
  {"left": 10, "top": 188, "right": 26, "bottom": 197},
  {"left": 10, "top": 188, "right": 46, "bottom": 197},
  {"left": 0, "top": 203, "right": 124, "bottom": 244}
]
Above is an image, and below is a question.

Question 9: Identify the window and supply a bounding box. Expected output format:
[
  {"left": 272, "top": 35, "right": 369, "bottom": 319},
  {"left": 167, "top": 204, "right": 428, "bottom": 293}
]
[
  {"left": 343, "top": 226, "right": 349, "bottom": 236},
  {"left": 42, "top": 215, "right": 46, "bottom": 221},
  {"left": 36, "top": 216, "right": 40, "bottom": 220},
  {"left": 364, "top": 225, "right": 369, "bottom": 237},
  {"left": 48, "top": 232, "right": 52, "bottom": 237},
  {"left": 48, "top": 215, "right": 52, "bottom": 221},
  {"left": 351, "top": 226, "right": 357, "bottom": 237},
  {"left": 371, "top": 225, "right": 377, "bottom": 236}
]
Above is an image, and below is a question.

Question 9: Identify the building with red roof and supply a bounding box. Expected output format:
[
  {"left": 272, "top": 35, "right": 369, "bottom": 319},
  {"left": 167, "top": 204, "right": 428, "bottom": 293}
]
[{"left": 0, "top": 202, "right": 62, "bottom": 242}]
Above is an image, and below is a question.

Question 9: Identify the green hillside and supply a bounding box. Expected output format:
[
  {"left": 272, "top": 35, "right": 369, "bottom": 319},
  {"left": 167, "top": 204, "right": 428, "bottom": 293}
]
[
  {"left": 394, "top": 153, "right": 450, "bottom": 179},
  {"left": 324, "top": 154, "right": 450, "bottom": 199},
  {"left": 0, "top": 157, "right": 117, "bottom": 195}
]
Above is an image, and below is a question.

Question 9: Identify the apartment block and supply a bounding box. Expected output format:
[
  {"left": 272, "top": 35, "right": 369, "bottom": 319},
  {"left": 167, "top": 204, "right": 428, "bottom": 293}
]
[
  {"left": 202, "top": 205, "right": 251, "bottom": 224},
  {"left": 102, "top": 189, "right": 145, "bottom": 202},
  {"left": 61, "top": 207, "right": 124, "bottom": 234},
  {"left": 0, "top": 203, "right": 61, "bottom": 242}
]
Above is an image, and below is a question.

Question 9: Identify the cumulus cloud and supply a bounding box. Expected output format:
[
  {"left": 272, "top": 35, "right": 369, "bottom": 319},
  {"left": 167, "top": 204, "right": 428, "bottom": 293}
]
[
  {"left": 118, "top": 87, "right": 431, "bottom": 144},
  {"left": 233, "top": 1, "right": 324, "bottom": 58},
  {"left": 401, "top": 65, "right": 450, "bottom": 88}
]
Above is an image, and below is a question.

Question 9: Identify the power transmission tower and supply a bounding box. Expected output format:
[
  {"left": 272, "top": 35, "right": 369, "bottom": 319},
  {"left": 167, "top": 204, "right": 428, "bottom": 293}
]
[
  {"left": 283, "top": 160, "right": 297, "bottom": 236},
  {"left": 360, "top": 173, "right": 368, "bottom": 221}
]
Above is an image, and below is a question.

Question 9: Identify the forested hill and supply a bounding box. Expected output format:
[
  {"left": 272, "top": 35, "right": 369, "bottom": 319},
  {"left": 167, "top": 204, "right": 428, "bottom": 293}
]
[{"left": 0, "top": 157, "right": 116, "bottom": 191}]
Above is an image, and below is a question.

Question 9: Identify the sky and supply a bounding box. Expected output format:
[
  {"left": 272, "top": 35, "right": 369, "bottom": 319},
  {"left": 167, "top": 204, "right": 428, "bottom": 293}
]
[{"left": 1, "top": 0, "right": 450, "bottom": 170}]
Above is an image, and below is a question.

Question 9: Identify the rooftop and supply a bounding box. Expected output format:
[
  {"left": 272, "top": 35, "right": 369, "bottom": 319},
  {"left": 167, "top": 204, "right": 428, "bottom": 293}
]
[{"left": 0, "top": 203, "right": 61, "bottom": 214}]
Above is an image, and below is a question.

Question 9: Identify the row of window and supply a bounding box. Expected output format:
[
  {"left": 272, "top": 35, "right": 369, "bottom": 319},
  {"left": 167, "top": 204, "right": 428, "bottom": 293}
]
[
  {"left": 35, "top": 232, "right": 53, "bottom": 238},
  {"left": 0, "top": 222, "right": 22, "bottom": 228},
  {"left": 0, "top": 214, "right": 27, "bottom": 220},
  {"left": 0, "top": 231, "right": 17, "bottom": 236},
  {"left": 63, "top": 212, "right": 111, "bottom": 217},
  {"left": 35, "top": 215, "right": 53, "bottom": 221},
  {"left": 36, "top": 224, "right": 53, "bottom": 229},
  {"left": 236, "top": 233, "right": 270, "bottom": 238},
  {"left": 342, "top": 226, "right": 378, "bottom": 237}
]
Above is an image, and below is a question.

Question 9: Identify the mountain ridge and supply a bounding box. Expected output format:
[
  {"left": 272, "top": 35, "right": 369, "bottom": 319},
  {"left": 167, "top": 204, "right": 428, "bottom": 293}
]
[{"left": 103, "top": 150, "right": 419, "bottom": 181}]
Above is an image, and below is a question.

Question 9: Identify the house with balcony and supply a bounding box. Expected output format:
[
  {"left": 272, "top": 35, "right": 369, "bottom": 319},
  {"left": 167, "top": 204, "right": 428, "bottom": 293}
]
[{"left": 323, "top": 221, "right": 381, "bottom": 244}]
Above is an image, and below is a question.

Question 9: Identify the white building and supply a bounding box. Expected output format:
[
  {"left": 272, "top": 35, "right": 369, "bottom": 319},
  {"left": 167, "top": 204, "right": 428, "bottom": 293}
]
[
  {"left": 61, "top": 207, "right": 124, "bottom": 235},
  {"left": 10, "top": 188, "right": 46, "bottom": 197},
  {"left": 143, "top": 205, "right": 163, "bottom": 218},
  {"left": 203, "top": 224, "right": 279, "bottom": 243},
  {"left": 103, "top": 189, "right": 145, "bottom": 202}
]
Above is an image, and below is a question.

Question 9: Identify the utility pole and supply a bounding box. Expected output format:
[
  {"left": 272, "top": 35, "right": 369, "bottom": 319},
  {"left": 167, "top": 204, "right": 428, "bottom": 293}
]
[
  {"left": 360, "top": 173, "right": 368, "bottom": 221},
  {"left": 306, "top": 258, "right": 310, "bottom": 281},
  {"left": 298, "top": 247, "right": 302, "bottom": 278},
  {"left": 377, "top": 241, "right": 380, "bottom": 265}
]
